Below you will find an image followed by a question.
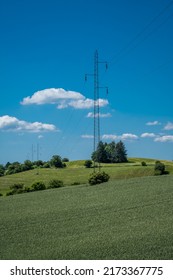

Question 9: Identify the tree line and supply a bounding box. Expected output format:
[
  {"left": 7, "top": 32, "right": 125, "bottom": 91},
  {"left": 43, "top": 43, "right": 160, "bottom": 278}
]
[{"left": 0, "top": 155, "right": 69, "bottom": 176}]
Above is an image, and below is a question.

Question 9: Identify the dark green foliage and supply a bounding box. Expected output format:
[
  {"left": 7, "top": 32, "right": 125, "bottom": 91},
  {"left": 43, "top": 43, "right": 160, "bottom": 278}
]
[
  {"left": 6, "top": 183, "right": 25, "bottom": 195},
  {"left": 30, "top": 181, "right": 46, "bottom": 191},
  {"left": 48, "top": 179, "right": 64, "bottom": 189},
  {"left": 10, "top": 183, "right": 25, "bottom": 194},
  {"left": 0, "top": 164, "right": 5, "bottom": 176},
  {"left": 50, "top": 155, "right": 64, "bottom": 168},
  {"left": 84, "top": 160, "right": 92, "bottom": 168},
  {"left": 62, "top": 158, "right": 69, "bottom": 162},
  {"left": 141, "top": 161, "right": 147, "bottom": 166},
  {"left": 115, "top": 141, "right": 128, "bottom": 163},
  {"left": 92, "top": 140, "right": 127, "bottom": 163},
  {"left": 0, "top": 193, "right": 3, "bottom": 196},
  {"left": 88, "top": 171, "right": 110, "bottom": 185},
  {"left": 154, "top": 161, "right": 166, "bottom": 175},
  {"left": 33, "top": 160, "right": 44, "bottom": 167}
]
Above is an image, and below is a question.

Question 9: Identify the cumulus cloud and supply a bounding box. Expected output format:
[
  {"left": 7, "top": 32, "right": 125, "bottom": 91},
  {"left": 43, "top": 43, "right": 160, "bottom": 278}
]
[
  {"left": 164, "top": 122, "right": 173, "bottom": 130},
  {"left": 0, "top": 115, "right": 57, "bottom": 133},
  {"left": 21, "top": 88, "right": 84, "bottom": 105},
  {"left": 81, "top": 134, "right": 94, "bottom": 139},
  {"left": 68, "top": 98, "right": 108, "bottom": 109},
  {"left": 86, "top": 112, "right": 111, "bottom": 118},
  {"left": 146, "top": 120, "right": 161, "bottom": 126},
  {"left": 102, "top": 133, "right": 138, "bottom": 141},
  {"left": 141, "top": 133, "right": 156, "bottom": 138},
  {"left": 21, "top": 88, "right": 109, "bottom": 110},
  {"left": 154, "top": 135, "right": 173, "bottom": 142}
]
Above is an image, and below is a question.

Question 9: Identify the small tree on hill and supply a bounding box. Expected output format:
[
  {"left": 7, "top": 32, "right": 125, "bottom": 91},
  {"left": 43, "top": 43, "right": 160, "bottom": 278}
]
[{"left": 50, "top": 155, "right": 64, "bottom": 168}]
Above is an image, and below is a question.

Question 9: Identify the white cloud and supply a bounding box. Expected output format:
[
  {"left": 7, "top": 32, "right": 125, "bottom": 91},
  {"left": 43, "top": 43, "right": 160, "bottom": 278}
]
[
  {"left": 102, "top": 134, "right": 119, "bottom": 140},
  {"left": 21, "top": 88, "right": 109, "bottom": 110},
  {"left": 141, "top": 133, "right": 156, "bottom": 138},
  {"left": 146, "top": 121, "right": 161, "bottom": 126},
  {"left": 69, "top": 98, "right": 108, "bottom": 109},
  {"left": 81, "top": 134, "right": 94, "bottom": 139},
  {"left": 86, "top": 112, "right": 111, "bottom": 118},
  {"left": 0, "top": 115, "right": 57, "bottom": 133},
  {"left": 38, "top": 135, "right": 44, "bottom": 139},
  {"left": 154, "top": 135, "right": 173, "bottom": 142},
  {"left": 102, "top": 133, "right": 138, "bottom": 141},
  {"left": 121, "top": 133, "right": 139, "bottom": 140},
  {"left": 164, "top": 122, "right": 173, "bottom": 130},
  {"left": 21, "top": 88, "right": 84, "bottom": 105}
]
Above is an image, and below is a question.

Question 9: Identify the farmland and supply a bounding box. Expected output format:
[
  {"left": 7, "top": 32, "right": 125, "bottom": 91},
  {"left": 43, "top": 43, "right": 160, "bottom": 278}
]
[{"left": 0, "top": 158, "right": 173, "bottom": 259}]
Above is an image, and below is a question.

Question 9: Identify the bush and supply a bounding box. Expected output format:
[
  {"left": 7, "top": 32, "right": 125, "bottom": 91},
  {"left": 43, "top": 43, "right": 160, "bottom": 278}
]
[
  {"left": 0, "top": 193, "right": 3, "bottom": 196},
  {"left": 84, "top": 160, "right": 93, "bottom": 168},
  {"left": 141, "top": 161, "right": 147, "bottom": 166},
  {"left": 10, "top": 183, "right": 25, "bottom": 194},
  {"left": 154, "top": 161, "right": 166, "bottom": 175},
  {"left": 89, "top": 171, "right": 110, "bottom": 185},
  {"left": 48, "top": 179, "right": 64, "bottom": 189},
  {"left": 31, "top": 181, "right": 46, "bottom": 191}
]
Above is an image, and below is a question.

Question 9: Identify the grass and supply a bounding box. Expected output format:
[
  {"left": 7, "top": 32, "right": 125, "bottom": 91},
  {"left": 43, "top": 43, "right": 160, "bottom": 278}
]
[
  {"left": 1, "top": 157, "right": 173, "bottom": 195},
  {"left": 0, "top": 174, "right": 173, "bottom": 259}
]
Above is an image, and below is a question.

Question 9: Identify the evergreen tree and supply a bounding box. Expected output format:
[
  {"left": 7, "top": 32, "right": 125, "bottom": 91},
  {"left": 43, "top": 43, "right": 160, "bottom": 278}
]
[
  {"left": 115, "top": 141, "right": 128, "bottom": 163},
  {"left": 91, "top": 140, "right": 128, "bottom": 163}
]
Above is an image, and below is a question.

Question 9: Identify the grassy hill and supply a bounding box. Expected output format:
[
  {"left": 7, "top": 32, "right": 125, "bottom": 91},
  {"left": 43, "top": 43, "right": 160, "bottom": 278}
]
[
  {"left": 0, "top": 157, "right": 173, "bottom": 195},
  {"left": 0, "top": 174, "right": 173, "bottom": 259}
]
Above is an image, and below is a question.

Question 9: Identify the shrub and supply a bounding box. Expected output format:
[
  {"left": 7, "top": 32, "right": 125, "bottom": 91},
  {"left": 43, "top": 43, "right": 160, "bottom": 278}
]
[
  {"left": 6, "top": 191, "right": 14, "bottom": 196},
  {"left": 48, "top": 179, "right": 64, "bottom": 189},
  {"left": 10, "top": 183, "right": 25, "bottom": 194},
  {"left": 141, "top": 161, "right": 147, "bottom": 166},
  {"left": 84, "top": 160, "right": 93, "bottom": 168},
  {"left": 0, "top": 193, "right": 3, "bottom": 196},
  {"left": 154, "top": 161, "right": 166, "bottom": 175},
  {"left": 89, "top": 171, "right": 110, "bottom": 185},
  {"left": 31, "top": 181, "right": 46, "bottom": 191}
]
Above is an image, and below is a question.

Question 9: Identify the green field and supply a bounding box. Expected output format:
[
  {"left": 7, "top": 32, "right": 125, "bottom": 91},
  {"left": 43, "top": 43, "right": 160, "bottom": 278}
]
[
  {"left": 0, "top": 160, "right": 173, "bottom": 259},
  {"left": 0, "top": 157, "right": 173, "bottom": 195}
]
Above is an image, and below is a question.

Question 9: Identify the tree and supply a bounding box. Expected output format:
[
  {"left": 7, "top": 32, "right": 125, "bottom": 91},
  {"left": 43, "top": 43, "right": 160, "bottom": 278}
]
[
  {"left": 0, "top": 164, "right": 5, "bottom": 176},
  {"left": 115, "top": 141, "right": 128, "bottom": 163},
  {"left": 92, "top": 141, "right": 108, "bottom": 163},
  {"left": 91, "top": 140, "right": 128, "bottom": 163},
  {"left": 154, "top": 161, "right": 166, "bottom": 175},
  {"left": 105, "top": 141, "right": 117, "bottom": 163},
  {"left": 50, "top": 155, "right": 64, "bottom": 168}
]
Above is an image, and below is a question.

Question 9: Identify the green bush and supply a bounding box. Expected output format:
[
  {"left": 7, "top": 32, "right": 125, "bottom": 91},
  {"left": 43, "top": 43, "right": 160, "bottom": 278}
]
[
  {"left": 89, "top": 171, "right": 110, "bottom": 185},
  {"left": 31, "top": 181, "right": 46, "bottom": 191},
  {"left": 0, "top": 193, "right": 3, "bottom": 196},
  {"left": 84, "top": 160, "right": 93, "bottom": 168},
  {"left": 48, "top": 179, "right": 64, "bottom": 189},
  {"left": 154, "top": 161, "right": 166, "bottom": 175},
  {"left": 141, "top": 161, "right": 147, "bottom": 166},
  {"left": 9, "top": 183, "right": 25, "bottom": 194}
]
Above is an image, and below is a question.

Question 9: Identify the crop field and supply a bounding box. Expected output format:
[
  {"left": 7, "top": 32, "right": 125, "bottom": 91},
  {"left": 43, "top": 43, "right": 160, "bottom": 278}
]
[{"left": 0, "top": 173, "right": 173, "bottom": 260}]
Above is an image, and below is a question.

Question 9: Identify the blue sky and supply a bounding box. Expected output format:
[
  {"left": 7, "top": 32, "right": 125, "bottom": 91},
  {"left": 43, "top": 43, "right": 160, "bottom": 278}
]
[{"left": 1, "top": 0, "right": 173, "bottom": 164}]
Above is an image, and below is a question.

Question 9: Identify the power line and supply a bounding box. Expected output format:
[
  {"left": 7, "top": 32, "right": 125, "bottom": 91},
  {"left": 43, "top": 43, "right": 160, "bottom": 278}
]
[{"left": 108, "top": 0, "right": 173, "bottom": 66}]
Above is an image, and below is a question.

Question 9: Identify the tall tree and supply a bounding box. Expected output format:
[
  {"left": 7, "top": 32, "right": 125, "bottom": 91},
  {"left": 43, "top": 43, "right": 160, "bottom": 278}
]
[{"left": 115, "top": 141, "right": 128, "bottom": 163}]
